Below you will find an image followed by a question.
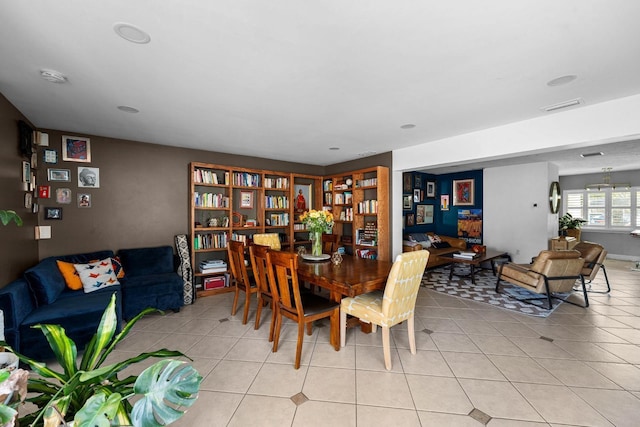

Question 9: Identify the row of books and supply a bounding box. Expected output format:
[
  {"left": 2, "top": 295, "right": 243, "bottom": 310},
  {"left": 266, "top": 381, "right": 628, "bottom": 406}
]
[
  {"left": 194, "top": 192, "right": 230, "bottom": 208},
  {"left": 194, "top": 169, "right": 229, "bottom": 185},
  {"left": 338, "top": 207, "right": 353, "bottom": 221},
  {"left": 269, "top": 213, "right": 289, "bottom": 226},
  {"left": 334, "top": 192, "right": 352, "bottom": 205},
  {"left": 194, "top": 233, "right": 228, "bottom": 250},
  {"left": 357, "top": 199, "right": 378, "bottom": 214},
  {"left": 323, "top": 180, "right": 333, "bottom": 191},
  {"left": 264, "top": 177, "right": 289, "bottom": 189},
  {"left": 232, "top": 172, "right": 260, "bottom": 187},
  {"left": 453, "top": 251, "right": 479, "bottom": 259},
  {"left": 265, "top": 195, "right": 289, "bottom": 209},
  {"left": 356, "top": 177, "right": 377, "bottom": 187},
  {"left": 356, "top": 248, "right": 377, "bottom": 259}
]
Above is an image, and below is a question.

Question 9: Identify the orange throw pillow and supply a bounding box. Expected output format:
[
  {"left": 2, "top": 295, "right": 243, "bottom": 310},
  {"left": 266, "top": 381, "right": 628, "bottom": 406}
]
[{"left": 56, "top": 260, "right": 83, "bottom": 290}]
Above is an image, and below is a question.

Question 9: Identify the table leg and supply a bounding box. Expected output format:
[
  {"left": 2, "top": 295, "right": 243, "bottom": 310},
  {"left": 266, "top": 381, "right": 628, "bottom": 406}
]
[
  {"left": 470, "top": 264, "right": 476, "bottom": 284},
  {"left": 449, "top": 263, "right": 454, "bottom": 280}
]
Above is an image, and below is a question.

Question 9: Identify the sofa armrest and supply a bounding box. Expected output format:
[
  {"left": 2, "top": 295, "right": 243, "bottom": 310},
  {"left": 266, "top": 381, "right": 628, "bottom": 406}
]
[
  {"left": 0, "top": 278, "right": 35, "bottom": 335},
  {"left": 438, "top": 235, "right": 467, "bottom": 250}
]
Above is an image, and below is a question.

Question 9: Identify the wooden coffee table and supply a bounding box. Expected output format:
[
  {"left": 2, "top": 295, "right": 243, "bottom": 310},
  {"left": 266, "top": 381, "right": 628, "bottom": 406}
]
[{"left": 439, "top": 249, "right": 510, "bottom": 284}]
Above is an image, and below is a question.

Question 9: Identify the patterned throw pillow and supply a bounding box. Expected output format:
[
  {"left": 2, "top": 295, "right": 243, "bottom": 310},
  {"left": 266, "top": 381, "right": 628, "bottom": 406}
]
[
  {"left": 57, "top": 260, "right": 83, "bottom": 290},
  {"left": 428, "top": 234, "right": 442, "bottom": 244},
  {"left": 74, "top": 258, "right": 120, "bottom": 293},
  {"left": 111, "top": 256, "right": 125, "bottom": 279}
]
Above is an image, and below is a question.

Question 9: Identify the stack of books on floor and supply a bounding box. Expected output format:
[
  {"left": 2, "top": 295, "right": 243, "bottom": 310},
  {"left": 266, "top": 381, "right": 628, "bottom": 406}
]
[
  {"left": 453, "top": 251, "right": 479, "bottom": 259},
  {"left": 199, "top": 259, "right": 227, "bottom": 273}
]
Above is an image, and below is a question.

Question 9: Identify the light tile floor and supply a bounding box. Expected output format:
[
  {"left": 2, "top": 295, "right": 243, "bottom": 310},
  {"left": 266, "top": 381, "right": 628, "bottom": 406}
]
[{"left": 115, "top": 260, "right": 639, "bottom": 426}]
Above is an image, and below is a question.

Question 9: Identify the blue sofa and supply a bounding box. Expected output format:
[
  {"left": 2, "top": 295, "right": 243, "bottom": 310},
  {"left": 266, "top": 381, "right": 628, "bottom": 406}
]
[{"left": 0, "top": 246, "right": 183, "bottom": 361}]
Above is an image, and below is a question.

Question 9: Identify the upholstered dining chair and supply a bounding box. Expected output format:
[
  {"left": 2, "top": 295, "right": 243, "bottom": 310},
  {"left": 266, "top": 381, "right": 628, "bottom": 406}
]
[
  {"left": 266, "top": 250, "right": 340, "bottom": 369},
  {"left": 228, "top": 239, "right": 258, "bottom": 324},
  {"left": 248, "top": 243, "right": 277, "bottom": 341},
  {"left": 252, "top": 233, "right": 281, "bottom": 250},
  {"left": 340, "top": 250, "right": 430, "bottom": 371},
  {"left": 322, "top": 233, "right": 339, "bottom": 254},
  {"left": 573, "top": 241, "right": 611, "bottom": 293},
  {"left": 495, "top": 249, "right": 588, "bottom": 309}
]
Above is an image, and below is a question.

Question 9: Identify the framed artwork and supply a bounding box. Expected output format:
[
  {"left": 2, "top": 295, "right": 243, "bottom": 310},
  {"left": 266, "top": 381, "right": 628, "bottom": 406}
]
[
  {"left": 239, "top": 191, "right": 254, "bottom": 208},
  {"left": 78, "top": 167, "right": 100, "bottom": 188},
  {"left": 44, "top": 207, "right": 63, "bottom": 220},
  {"left": 406, "top": 213, "right": 415, "bottom": 227},
  {"left": 62, "top": 135, "right": 91, "bottom": 162},
  {"left": 403, "top": 194, "right": 413, "bottom": 210},
  {"left": 453, "top": 179, "right": 475, "bottom": 206},
  {"left": 24, "top": 193, "right": 33, "bottom": 209},
  {"left": 294, "top": 184, "right": 312, "bottom": 212},
  {"left": 413, "top": 188, "right": 421, "bottom": 203},
  {"left": 43, "top": 149, "right": 58, "bottom": 164},
  {"left": 403, "top": 173, "right": 412, "bottom": 193},
  {"left": 441, "top": 194, "right": 450, "bottom": 211},
  {"left": 426, "top": 181, "right": 436, "bottom": 198},
  {"left": 22, "top": 161, "right": 31, "bottom": 183},
  {"left": 48, "top": 168, "right": 71, "bottom": 182},
  {"left": 78, "top": 193, "right": 91, "bottom": 208},
  {"left": 416, "top": 204, "right": 434, "bottom": 224},
  {"left": 38, "top": 185, "right": 51, "bottom": 199},
  {"left": 414, "top": 174, "right": 423, "bottom": 189},
  {"left": 56, "top": 188, "right": 72, "bottom": 204}
]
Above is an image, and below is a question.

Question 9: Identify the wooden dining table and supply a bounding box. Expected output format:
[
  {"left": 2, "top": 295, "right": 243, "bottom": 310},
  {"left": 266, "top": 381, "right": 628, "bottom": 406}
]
[{"left": 297, "top": 255, "right": 394, "bottom": 337}]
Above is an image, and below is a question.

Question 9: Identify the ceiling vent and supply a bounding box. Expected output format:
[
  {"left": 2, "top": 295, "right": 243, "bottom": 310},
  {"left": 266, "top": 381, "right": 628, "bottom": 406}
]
[
  {"left": 580, "top": 152, "right": 604, "bottom": 158},
  {"left": 541, "top": 98, "right": 583, "bottom": 112}
]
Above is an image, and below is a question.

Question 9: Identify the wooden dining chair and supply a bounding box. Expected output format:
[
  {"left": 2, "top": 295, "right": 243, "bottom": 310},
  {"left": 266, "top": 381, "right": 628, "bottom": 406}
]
[
  {"left": 249, "top": 243, "right": 277, "bottom": 341},
  {"left": 228, "top": 239, "right": 258, "bottom": 324},
  {"left": 266, "top": 250, "right": 340, "bottom": 369},
  {"left": 322, "top": 233, "right": 339, "bottom": 254},
  {"left": 340, "top": 250, "right": 429, "bottom": 370}
]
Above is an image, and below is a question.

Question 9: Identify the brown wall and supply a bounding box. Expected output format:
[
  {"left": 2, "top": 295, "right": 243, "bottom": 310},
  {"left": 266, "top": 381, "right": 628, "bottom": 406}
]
[
  {"left": 1, "top": 93, "right": 392, "bottom": 285},
  {"left": 0, "top": 94, "right": 39, "bottom": 284}
]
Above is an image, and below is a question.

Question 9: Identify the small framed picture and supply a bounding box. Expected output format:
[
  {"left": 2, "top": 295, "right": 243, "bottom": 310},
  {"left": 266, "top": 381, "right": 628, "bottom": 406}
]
[
  {"left": 239, "top": 191, "right": 254, "bottom": 208},
  {"left": 24, "top": 192, "right": 33, "bottom": 209},
  {"left": 62, "top": 135, "right": 91, "bottom": 162},
  {"left": 453, "top": 178, "right": 475, "bottom": 206},
  {"left": 56, "top": 188, "right": 72, "bottom": 204},
  {"left": 44, "top": 207, "right": 63, "bottom": 220},
  {"left": 441, "top": 194, "right": 450, "bottom": 211},
  {"left": 426, "top": 181, "right": 436, "bottom": 198},
  {"left": 414, "top": 174, "right": 423, "bottom": 189},
  {"left": 43, "top": 149, "right": 58, "bottom": 164},
  {"left": 78, "top": 193, "right": 91, "bottom": 208},
  {"left": 413, "top": 188, "right": 421, "bottom": 203},
  {"left": 416, "top": 204, "right": 434, "bottom": 224},
  {"left": 48, "top": 168, "right": 71, "bottom": 182},
  {"left": 406, "top": 213, "right": 415, "bottom": 227},
  {"left": 22, "top": 161, "right": 31, "bottom": 183},
  {"left": 403, "top": 194, "right": 413, "bottom": 210},
  {"left": 403, "top": 173, "right": 412, "bottom": 193},
  {"left": 78, "top": 167, "right": 100, "bottom": 188}
]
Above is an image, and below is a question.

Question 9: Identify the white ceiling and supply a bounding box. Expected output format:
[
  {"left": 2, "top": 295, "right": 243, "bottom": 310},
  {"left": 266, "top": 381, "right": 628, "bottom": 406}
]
[{"left": 2, "top": 1, "right": 640, "bottom": 174}]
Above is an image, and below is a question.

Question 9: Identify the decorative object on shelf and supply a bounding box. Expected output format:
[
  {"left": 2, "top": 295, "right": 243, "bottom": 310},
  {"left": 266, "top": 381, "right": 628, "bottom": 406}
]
[
  {"left": 426, "top": 181, "right": 436, "bottom": 198},
  {"left": 78, "top": 166, "right": 100, "bottom": 188},
  {"left": 331, "top": 251, "right": 343, "bottom": 265},
  {"left": 453, "top": 178, "right": 475, "bottom": 206},
  {"left": 299, "top": 209, "right": 334, "bottom": 257},
  {"left": 44, "top": 207, "right": 63, "bottom": 220},
  {"left": 47, "top": 168, "right": 71, "bottom": 182},
  {"left": 61, "top": 135, "right": 91, "bottom": 162},
  {"left": 549, "top": 181, "right": 561, "bottom": 213},
  {"left": 558, "top": 212, "right": 586, "bottom": 240},
  {"left": 239, "top": 190, "right": 254, "bottom": 208}
]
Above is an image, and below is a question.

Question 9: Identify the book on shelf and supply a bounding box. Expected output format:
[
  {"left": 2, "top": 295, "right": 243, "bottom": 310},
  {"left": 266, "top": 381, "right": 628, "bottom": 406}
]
[
  {"left": 199, "top": 259, "right": 227, "bottom": 273},
  {"left": 453, "top": 252, "right": 478, "bottom": 259}
]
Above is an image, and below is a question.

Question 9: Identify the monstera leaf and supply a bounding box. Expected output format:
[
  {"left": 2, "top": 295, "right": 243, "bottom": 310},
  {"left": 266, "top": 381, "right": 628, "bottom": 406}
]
[{"left": 130, "top": 360, "right": 202, "bottom": 427}]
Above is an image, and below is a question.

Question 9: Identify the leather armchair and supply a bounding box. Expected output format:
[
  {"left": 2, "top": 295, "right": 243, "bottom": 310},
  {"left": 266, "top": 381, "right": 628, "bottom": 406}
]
[
  {"left": 496, "top": 250, "right": 588, "bottom": 309},
  {"left": 573, "top": 241, "right": 610, "bottom": 293}
]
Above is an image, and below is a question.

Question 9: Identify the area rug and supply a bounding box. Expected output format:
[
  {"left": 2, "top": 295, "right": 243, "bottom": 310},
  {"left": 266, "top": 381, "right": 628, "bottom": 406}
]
[{"left": 421, "top": 266, "right": 567, "bottom": 317}]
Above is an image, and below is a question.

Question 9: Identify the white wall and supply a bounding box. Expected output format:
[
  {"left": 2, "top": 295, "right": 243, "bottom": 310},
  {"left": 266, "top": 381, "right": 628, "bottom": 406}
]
[
  {"left": 484, "top": 162, "right": 558, "bottom": 263},
  {"left": 391, "top": 94, "right": 640, "bottom": 257}
]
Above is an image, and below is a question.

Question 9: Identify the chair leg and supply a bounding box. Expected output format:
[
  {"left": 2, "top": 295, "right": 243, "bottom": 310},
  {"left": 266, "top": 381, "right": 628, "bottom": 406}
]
[
  {"left": 495, "top": 277, "right": 502, "bottom": 293},
  {"left": 577, "top": 276, "right": 590, "bottom": 307},
  {"left": 371, "top": 323, "right": 377, "bottom": 333},
  {"left": 601, "top": 265, "right": 611, "bottom": 293},
  {"left": 254, "top": 294, "right": 263, "bottom": 330},
  {"left": 295, "top": 322, "right": 305, "bottom": 369},
  {"left": 231, "top": 286, "right": 240, "bottom": 316},
  {"left": 306, "top": 322, "right": 313, "bottom": 335},
  {"left": 242, "top": 290, "right": 251, "bottom": 324},
  {"left": 407, "top": 315, "right": 416, "bottom": 355},
  {"left": 543, "top": 278, "right": 554, "bottom": 309},
  {"left": 382, "top": 326, "right": 392, "bottom": 370},
  {"left": 340, "top": 309, "right": 347, "bottom": 348},
  {"left": 272, "top": 311, "right": 282, "bottom": 353},
  {"left": 268, "top": 304, "right": 276, "bottom": 342}
]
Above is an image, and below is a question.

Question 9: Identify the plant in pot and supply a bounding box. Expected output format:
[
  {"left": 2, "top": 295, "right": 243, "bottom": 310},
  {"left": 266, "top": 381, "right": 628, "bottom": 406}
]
[
  {"left": 558, "top": 213, "right": 587, "bottom": 241},
  {"left": 0, "top": 293, "right": 202, "bottom": 427}
]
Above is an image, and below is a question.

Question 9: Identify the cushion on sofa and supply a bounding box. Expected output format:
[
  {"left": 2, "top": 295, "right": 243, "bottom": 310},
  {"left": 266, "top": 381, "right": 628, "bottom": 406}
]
[
  {"left": 75, "top": 258, "right": 120, "bottom": 293},
  {"left": 118, "top": 246, "right": 175, "bottom": 277},
  {"left": 57, "top": 260, "right": 83, "bottom": 290}
]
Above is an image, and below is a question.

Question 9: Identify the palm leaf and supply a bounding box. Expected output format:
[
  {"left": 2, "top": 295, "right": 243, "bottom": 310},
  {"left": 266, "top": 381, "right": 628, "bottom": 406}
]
[
  {"left": 131, "top": 360, "right": 202, "bottom": 427},
  {"left": 80, "top": 292, "right": 119, "bottom": 370},
  {"left": 32, "top": 323, "right": 77, "bottom": 378}
]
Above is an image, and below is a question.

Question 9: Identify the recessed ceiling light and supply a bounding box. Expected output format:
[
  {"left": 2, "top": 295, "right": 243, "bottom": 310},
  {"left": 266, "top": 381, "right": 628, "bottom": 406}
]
[
  {"left": 357, "top": 151, "right": 377, "bottom": 157},
  {"left": 40, "top": 69, "right": 67, "bottom": 83},
  {"left": 400, "top": 124, "right": 416, "bottom": 129},
  {"left": 541, "top": 98, "right": 583, "bottom": 112},
  {"left": 329, "top": 147, "right": 340, "bottom": 151},
  {"left": 547, "top": 75, "right": 578, "bottom": 87},
  {"left": 113, "top": 22, "right": 151, "bottom": 44},
  {"left": 580, "top": 151, "right": 604, "bottom": 158},
  {"left": 117, "top": 105, "right": 140, "bottom": 113}
]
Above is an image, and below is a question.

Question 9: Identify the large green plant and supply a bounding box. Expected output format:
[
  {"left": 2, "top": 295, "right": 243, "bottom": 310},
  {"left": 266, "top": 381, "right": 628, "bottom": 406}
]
[
  {"left": 2, "top": 293, "right": 202, "bottom": 427},
  {"left": 0, "top": 210, "right": 22, "bottom": 226},
  {"left": 558, "top": 212, "right": 587, "bottom": 231}
]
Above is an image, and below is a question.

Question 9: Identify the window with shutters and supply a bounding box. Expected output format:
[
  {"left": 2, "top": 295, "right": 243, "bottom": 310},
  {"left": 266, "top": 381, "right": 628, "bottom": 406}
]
[{"left": 562, "top": 187, "right": 639, "bottom": 230}]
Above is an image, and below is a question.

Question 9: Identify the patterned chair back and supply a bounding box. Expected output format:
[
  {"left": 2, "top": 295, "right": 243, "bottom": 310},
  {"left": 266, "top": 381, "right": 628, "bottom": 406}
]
[{"left": 381, "top": 250, "right": 429, "bottom": 326}]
